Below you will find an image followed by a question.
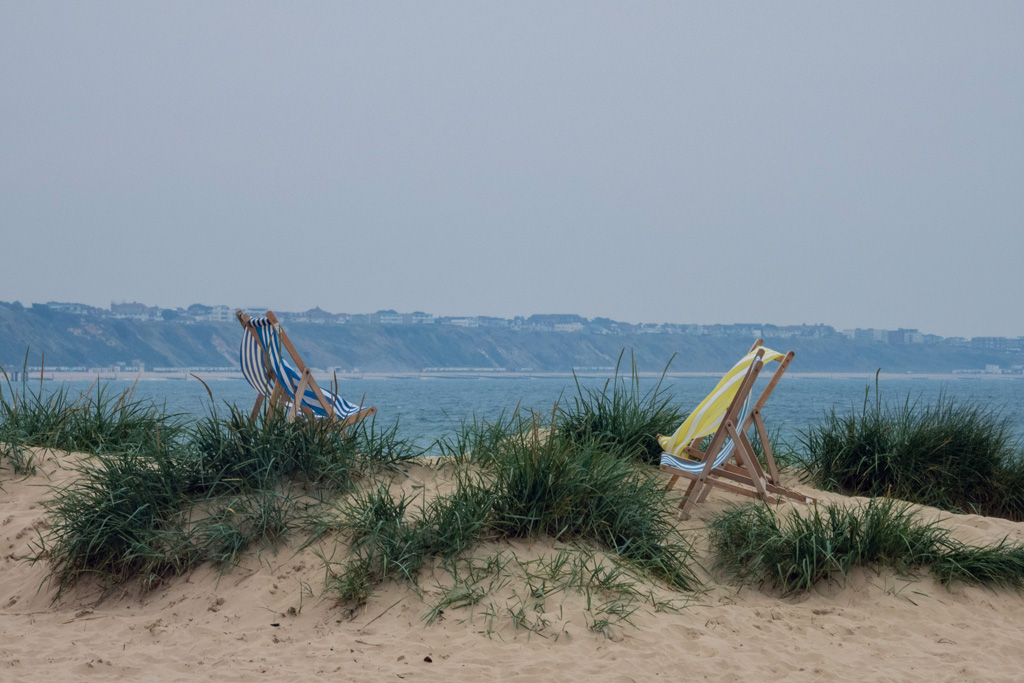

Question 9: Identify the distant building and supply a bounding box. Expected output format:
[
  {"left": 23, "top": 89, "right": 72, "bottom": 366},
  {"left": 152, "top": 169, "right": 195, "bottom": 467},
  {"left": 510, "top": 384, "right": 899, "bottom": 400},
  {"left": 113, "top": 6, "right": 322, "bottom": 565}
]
[
  {"left": 902, "top": 329, "right": 924, "bottom": 344},
  {"left": 525, "top": 314, "right": 587, "bottom": 332},
  {"left": 46, "top": 301, "right": 90, "bottom": 315},
  {"left": 186, "top": 305, "right": 233, "bottom": 322},
  {"left": 972, "top": 337, "right": 1008, "bottom": 351},
  {"left": 207, "top": 306, "right": 233, "bottom": 322},
  {"left": 111, "top": 301, "right": 161, "bottom": 321},
  {"left": 852, "top": 328, "right": 886, "bottom": 343},
  {"left": 637, "top": 323, "right": 664, "bottom": 335},
  {"left": 703, "top": 323, "right": 764, "bottom": 338},
  {"left": 370, "top": 310, "right": 403, "bottom": 325}
]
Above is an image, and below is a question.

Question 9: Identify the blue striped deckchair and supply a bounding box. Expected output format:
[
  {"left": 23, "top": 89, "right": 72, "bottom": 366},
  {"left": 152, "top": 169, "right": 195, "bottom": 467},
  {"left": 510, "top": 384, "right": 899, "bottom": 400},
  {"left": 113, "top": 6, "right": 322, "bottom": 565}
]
[
  {"left": 237, "top": 310, "right": 376, "bottom": 427},
  {"left": 658, "top": 339, "right": 812, "bottom": 519}
]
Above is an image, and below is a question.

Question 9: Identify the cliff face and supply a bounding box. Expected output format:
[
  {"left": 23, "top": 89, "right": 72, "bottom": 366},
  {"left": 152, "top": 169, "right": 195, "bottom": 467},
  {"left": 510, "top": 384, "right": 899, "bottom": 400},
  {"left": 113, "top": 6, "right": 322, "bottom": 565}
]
[
  {"left": 0, "top": 306, "right": 239, "bottom": 368},
  {"left": 0, "top": 305, "right": 1016, "bottom": 373}
]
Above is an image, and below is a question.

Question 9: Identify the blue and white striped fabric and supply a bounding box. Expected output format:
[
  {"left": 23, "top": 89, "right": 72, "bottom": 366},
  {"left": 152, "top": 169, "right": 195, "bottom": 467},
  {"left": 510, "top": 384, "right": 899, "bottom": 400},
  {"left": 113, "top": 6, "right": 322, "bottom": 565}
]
[
  {"left": 661, "top": 440, "right": 738, "bottom": 474},
  {"left": 659, "top": 395, "right": 751, "bottom": 474},
  {"left": 240, "top": 325, "right": 275, "bottom": 396},
  {"left": 239, "top": 317, "right": 362, "bottom": 419}
]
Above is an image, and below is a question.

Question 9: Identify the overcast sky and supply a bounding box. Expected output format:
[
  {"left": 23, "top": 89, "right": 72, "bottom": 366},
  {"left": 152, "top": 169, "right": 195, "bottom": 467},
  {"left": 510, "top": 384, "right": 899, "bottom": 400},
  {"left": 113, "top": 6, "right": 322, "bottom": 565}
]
[{"left": 2, "top": 2, "right": 1021, "bottom": 337}]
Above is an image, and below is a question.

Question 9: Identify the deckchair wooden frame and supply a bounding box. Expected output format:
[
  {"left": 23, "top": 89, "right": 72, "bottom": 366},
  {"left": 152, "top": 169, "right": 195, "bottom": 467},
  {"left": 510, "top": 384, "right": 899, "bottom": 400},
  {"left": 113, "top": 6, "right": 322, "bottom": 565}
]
[
  {"left": 236, "top": 310, "right": 376, "bottom": 429},
  {"left": 659, "top": 339, "right": 812, "bottom": 519}
]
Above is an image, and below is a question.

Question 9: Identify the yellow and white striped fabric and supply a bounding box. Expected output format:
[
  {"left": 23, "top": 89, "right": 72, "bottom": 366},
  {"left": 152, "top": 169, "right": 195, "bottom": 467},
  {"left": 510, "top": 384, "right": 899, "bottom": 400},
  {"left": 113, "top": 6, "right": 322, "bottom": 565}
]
[{"left": 658, "top": 346, "right": 785, "bottom": 457}]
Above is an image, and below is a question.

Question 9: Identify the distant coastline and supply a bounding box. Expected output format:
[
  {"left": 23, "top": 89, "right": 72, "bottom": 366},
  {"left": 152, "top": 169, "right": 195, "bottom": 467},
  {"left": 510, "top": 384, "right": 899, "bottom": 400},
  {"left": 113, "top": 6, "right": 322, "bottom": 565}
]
[{"left": 4, "top": 303, "right": 1022, "bottom": 376}]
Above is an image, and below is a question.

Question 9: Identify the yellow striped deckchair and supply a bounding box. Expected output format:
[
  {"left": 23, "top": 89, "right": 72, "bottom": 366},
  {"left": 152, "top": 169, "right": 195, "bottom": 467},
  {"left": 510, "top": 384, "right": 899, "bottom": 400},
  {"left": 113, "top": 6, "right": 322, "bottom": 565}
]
[{"left": 658, "top": 340, "right": 813, "bottom": 519}]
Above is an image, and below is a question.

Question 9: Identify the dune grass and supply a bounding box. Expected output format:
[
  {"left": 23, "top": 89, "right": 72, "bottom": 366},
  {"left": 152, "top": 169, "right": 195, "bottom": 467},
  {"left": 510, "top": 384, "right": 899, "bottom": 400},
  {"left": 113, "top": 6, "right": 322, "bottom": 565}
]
[
  {"left": 421, "top": 547, "right": 687, "bottom": 638},
  {"left": 796, "top": 382, "right": 1024, "bottom": 521},
  {"left": 41, "top": 443, "right": 202, "bottom": 592},
  {"left": 0, "top": 368, "right": 181, "bottom": 475},
  {"left": 434, "top": 407, "right": 525, "bottom": 467},
  {"left": 558, "top": 351, "right": 684, "bottom": 465},
  {"left": 36, "top": 400, "right": 421, "bottom": 597},
  {"left": 13, "top": 365, "right": 696, "bottom": 605},
  {"left": 186, "top": 404, "right": 394, "bottom": 495},
  {"left": 326, "top": 407, "right": 698, "bottom": 608},
  {"left": 483, "top": 410, "right": 696, "bottom": 590},
  {"left": 708, "top": 499, "right": 1024, "bottom": 594}
]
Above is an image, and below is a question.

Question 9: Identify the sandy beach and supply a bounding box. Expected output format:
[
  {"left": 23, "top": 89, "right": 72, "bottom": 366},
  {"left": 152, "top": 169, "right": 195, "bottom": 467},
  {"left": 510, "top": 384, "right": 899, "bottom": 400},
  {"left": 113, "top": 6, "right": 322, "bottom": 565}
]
[{"left": 2, "top": 448, "right": 1023, "bottom": 682}]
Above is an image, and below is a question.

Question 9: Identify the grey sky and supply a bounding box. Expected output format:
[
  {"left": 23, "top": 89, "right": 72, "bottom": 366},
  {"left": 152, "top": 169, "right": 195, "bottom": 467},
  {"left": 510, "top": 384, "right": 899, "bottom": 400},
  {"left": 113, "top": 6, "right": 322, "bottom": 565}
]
[{"left": 2, "top": 2, "right": 1021, "bottom": 337}]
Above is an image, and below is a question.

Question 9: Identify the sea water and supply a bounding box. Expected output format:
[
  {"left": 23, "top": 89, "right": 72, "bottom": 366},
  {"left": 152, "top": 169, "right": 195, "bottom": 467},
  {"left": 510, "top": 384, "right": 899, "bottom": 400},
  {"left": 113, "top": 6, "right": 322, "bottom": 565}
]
[{"left": 21, "top": 374, "right": 1024, "bottom": 451}]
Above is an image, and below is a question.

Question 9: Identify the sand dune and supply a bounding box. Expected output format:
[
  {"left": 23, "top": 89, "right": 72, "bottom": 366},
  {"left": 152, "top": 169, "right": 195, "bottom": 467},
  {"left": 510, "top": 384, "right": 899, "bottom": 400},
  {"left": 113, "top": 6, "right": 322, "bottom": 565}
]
[{"left": 2, "top": 449, "right": 1023, "bottom": 682}]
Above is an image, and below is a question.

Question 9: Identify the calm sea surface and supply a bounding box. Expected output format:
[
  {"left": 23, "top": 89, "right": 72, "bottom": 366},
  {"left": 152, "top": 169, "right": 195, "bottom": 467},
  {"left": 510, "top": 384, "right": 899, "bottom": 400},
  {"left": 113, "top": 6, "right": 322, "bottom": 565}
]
[{"left": 28, "top": 374, "right": 1024, "bottom": 451}]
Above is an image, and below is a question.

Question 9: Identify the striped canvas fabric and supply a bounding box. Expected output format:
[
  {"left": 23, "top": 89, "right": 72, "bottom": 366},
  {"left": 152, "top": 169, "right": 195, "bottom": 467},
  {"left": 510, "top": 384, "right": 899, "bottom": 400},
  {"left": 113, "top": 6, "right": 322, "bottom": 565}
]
[
  {"left": 661, "top": 440, "right": 736, "bottom": 474},
  {"left": 657, "top": 347, "right": 785, "bottom": 458},
  {"left": 239, "top": 325, "right": 275, "bottom": 396},
  {"left": 238, "top": 317, "right": 362, "bottom": 419},
  {"left": 659, "top": 393, "right": 751, "bottom": 473}
]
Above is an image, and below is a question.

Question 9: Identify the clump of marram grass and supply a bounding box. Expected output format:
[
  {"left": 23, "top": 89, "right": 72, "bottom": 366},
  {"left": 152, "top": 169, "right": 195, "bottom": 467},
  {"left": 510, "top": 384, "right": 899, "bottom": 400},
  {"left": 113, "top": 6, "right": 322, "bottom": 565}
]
[
  {"left": 326, "top": 484, "right": 436, "bottom": 605},
  {"left": 326, "top": 408, "right": 698, "bottom": 608},
  {"left": 184, "top": 402, "right": 420, "bottom": 500},
  {"left": 484, "top": 411, "right": 696, "bottom": 590},
  {"left": 708, "top": 499, "right": 1024, "bottom": 595},
  {"left": 796, "top": 382, "right": 1024, "bottom": 521},
  {"left": 187, "top": 405, "right": 363, "bottom": 494},
  {"left": 0, "top": 368, "right": 182, "bottom": 468},
  {"left": 559, "top": 351, "right": 684, "bottom": 465},
  {"left": 434, "top": 407, "right": 527, "bottom": 466},
  {"left": 324, "top": 473, "right": 498, "bottom": 605},
  {"left": 37, "top": 401, "right": 421, "bottom": 598},
  {"left": 40, "top": 443, "right": 202, "bottom": 595},
  {"left": 929, "top": 538, "right": 1024, "bottom": 588}
]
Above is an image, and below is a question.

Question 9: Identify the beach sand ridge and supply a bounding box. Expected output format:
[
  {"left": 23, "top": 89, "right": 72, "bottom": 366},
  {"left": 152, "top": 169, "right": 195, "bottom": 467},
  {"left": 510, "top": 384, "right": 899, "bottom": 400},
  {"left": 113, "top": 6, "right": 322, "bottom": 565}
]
[{"left": 2, "top": 449, "right": 1023, "bottom": 681}]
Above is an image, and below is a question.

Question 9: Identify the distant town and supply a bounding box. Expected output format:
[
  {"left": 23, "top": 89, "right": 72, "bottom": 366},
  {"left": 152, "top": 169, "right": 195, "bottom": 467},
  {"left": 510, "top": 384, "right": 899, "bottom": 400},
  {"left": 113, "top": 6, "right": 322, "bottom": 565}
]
[{"left": 21, "top": 300, "right": 1024, "bottom": 355}]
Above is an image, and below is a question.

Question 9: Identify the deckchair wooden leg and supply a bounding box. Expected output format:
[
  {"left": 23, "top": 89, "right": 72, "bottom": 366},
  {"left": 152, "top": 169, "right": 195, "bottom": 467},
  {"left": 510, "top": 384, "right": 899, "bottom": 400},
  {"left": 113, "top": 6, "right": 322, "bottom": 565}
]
[
  {"left": 696, "top": 481, "right": 716, "bottom": 504},
  {"left": 727, "top": 421, "right": 771, "bottom": 502},
  {"left": 292, "top": 371, "right": 311, "bottom": 422},
  {"left": 269, "top": 383, "right": 286, "bottom": 410},
  {"left": 678, "top": 478, "right": 703, "bottom": 519},
  {"left": 250, "top": 393, "right": 264, "bottom": 422},
  {"left": 753, "top": 410, "right": 781, "bottom": 484},
  {"left": 765, "top": 483, "right": 814, "bottom": 504}
]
